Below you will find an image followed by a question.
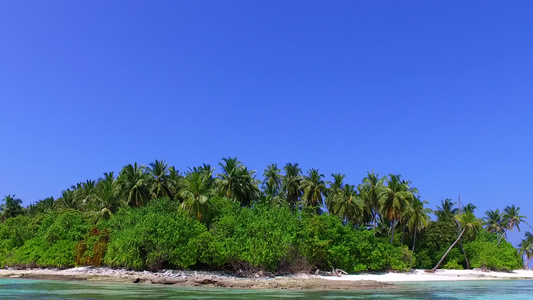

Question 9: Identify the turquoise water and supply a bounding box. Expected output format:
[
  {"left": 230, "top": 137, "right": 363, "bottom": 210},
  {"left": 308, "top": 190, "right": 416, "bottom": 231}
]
[{"left": 1, "top": 279, "right": 532, "bottom": 299}]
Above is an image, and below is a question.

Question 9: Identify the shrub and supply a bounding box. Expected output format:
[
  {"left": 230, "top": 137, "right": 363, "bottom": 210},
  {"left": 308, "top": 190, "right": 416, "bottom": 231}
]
[{"left": 103, "top": 198, "right": 208, "bottom": 270}]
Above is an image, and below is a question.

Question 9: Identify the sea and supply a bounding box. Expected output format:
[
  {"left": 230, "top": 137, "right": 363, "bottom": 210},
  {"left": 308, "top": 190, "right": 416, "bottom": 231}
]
[{"left": 0, "top": 278, "right": 532, "bottom": 299}]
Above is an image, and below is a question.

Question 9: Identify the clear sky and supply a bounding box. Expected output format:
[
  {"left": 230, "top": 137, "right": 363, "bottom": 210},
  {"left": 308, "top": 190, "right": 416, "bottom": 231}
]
[{"left": 1, "top": 1, "right": 532, "bottom": 245}]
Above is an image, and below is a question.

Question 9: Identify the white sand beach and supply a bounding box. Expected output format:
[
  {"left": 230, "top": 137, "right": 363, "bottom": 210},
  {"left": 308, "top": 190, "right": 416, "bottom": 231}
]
[{"left": 320, "top": 269, "right": 533, "bottom": 282}]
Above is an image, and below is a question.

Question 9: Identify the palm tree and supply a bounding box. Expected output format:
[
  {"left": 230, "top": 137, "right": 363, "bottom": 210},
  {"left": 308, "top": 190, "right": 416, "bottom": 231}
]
[
  {"left": 262, "top": 164, "right": 282, "bottom": 197},
  {"left": 180, "top": 169, "right": 214, "bottom": 222},
  {"left": 261, "top": 165, "right": 286, "bottom": 208},
  {"left": 91, "top": 172, "right": 125, "bottom": 223},
  {"left": 406, "top": 197, "right": 432, "bottom": 251},
  {"left": 300, "top": 169, "right": 326, "bottom": 211},
  {"left": 0, "top": 194, "right": 24, "bottom": 221},
  {"left": 117, "top": 162, "right": 151, "bottom": 208},
  {"left": 484, "top": 209, "right": 504, "bottom": 234},
  {"left": 235, "top": 167, "right": 261, "bottom": 207},
  {"left": 260, "top": 180, "right": 287, "bottom": 207},
  {"left": 435, "top": 199, "right": 458, "bottom": 222},
  {"left": 281, "top": 163, "right": 303, "bottom": 211},
  {"left": 168, "top": 166, "right": 183, "bottom": 198},
  {"left": 147, "top": 160, "right": 174, "bottom": 199},
  {"left": 499, "top": 205, "right": 528, "bottom": 244},
  {"left": 325, "top": 173, "right": 345, "bottom": 213},
  {"left": 462, "top": 203, "right": 477, "bottom": 214},
  {"left": 430, "top": 211, "right": 482, "bottom": 272},
  {"left": 359, "top": 171, "right": 385, "bottom": 232},
  {"left": 518, "top": 232, "right": 533, "bottom": 269},
  {"left": 378, "top": 174, "right": 415, "bottom": 244},
  {"left": 57, "top": 189, "right": 79, "bottom": 210},
  {"left": 332, "top": 184, "right": 365, "bottom": 224},
  {"left": 216, "top": 157, "right": 259, "bottom": 206},
  {"left": 27, "top": 196, "right": 55, "bottom": 216},
  {"left": 217, "top": 157, "right": 241, "bottom": 199},
  {"left": 76, "top": 180, "right": 97, "bottom": 211}
]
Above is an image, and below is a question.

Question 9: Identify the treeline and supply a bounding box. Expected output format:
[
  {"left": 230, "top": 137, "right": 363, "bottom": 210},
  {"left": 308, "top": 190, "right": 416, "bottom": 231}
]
[{"left": 0, "top": 158, "right": 530, "bottom": 273}]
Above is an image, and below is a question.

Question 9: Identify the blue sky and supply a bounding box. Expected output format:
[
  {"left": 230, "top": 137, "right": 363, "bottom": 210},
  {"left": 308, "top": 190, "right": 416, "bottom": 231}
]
[{"left": 1, "top": 1, "right": 532, "bottom": 245}]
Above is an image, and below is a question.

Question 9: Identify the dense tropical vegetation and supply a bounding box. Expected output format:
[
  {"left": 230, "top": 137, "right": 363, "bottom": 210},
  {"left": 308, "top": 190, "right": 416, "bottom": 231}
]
[{"left": 0, "top": 158, "right": 529, "bottom": 274}]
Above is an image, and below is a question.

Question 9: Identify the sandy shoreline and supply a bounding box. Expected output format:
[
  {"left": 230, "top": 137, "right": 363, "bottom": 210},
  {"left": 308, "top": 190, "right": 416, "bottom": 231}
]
[
  {"left": 320, "top": 269, "right": 533, "bottom": 282},
  {"left": 1, "top": 267, "right": 532, "bottom": 290},
  {"left": 0, "top": 267, "right": 391, "bottom": 290}
]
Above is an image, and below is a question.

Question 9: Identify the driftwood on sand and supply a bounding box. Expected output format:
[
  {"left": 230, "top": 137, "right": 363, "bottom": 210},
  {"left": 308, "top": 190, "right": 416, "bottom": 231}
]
[{"left": 318, "top": 267, "right": 348, "bottom": 277}]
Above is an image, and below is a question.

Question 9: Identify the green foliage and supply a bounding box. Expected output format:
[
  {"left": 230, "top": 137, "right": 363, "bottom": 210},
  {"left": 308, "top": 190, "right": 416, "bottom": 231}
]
[
  {"left": 103, "top": 198, "right": 208, "bottom": 270},
  {"left": 0, "top": 216, "right": 39, "bottom": 263},
  {"left": 443, "top": 259, "right": 463, "bottom": 270},
  {"left": 3, "top": 159, "right": 528, "bottom": 274},
  {"left": 38, "top": 240, "right": 77, "bottom": 268},
  {"left": 2, "top": 210, "right": 90, "bottom": 268},
  {"left": 464, "top": 231, "right": 522, "bottom": 271},
  {"left": 415, "top": 220, "right": 458, "bottom": 266},
  {"left": 207, "top": 203, "right": 299, "bottom": 271},
  {"left": 5, "top": 238, "right": 47, "bottom": 267},
  {"left": 414, "top": 250, "right": 434, "bottom": 269},
  {"left": 297, "top": 214, "right": 414, "bottom": 272}
]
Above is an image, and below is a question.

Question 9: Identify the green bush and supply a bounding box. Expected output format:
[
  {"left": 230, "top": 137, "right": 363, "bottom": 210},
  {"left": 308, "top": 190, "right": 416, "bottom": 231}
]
[
  {"left": 103, "top": 198, "right": 208, "bottom": 270},
  {"left": 4, "top": 210, "right": 90, "bottom": 268},
  {"left": 297, "top": 214, "right": 414, "bottom": 272},
  {"left": 443, "top": 258, "right": 463, "bottom": 270},
  {"left": 207, "top": 203, "right": 299, "bottom": 271},
  {"left": 0, "top": 216, "right": 40, "bottom": 266},
  {"left": 465, "top": 231, "right": 522, "bottom": 271}
]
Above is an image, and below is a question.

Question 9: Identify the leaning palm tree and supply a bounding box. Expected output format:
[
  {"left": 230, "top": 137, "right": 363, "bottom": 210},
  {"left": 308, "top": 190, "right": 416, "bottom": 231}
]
[
  {"left": 300, "top": 169, "right": 326, "bottom": 211},
  {"left": 378, "top": 174, "right": 415, "bottom": 244},
  {"left": 180, "top": 169, "right": 214, "bottom": 222},
  {"left": 499, "top": 205, "right": 528, "bottom": 244},
  {"left": 406, "top": 197, "right": 432, "bottom": 252},
  {"left": 518, "top": 232, "right": 533, "bottom": 269},
  {"left": 281, "top": 163, "right": 303, "bottom": 211},
  {"left": 117, "top": 162, "right": 151, "bottom": 208},
  {"left": 0, "top": 194, "right": 24, "bottom": 221},
  {"left": 430, "top": 211, "right": 482, "bottom": 272}
]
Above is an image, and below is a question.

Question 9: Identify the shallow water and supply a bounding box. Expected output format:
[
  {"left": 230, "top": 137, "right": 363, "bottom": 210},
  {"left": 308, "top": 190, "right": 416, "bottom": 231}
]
[{"left": 1, "top": 278, "right": 532, "bottom": 299}]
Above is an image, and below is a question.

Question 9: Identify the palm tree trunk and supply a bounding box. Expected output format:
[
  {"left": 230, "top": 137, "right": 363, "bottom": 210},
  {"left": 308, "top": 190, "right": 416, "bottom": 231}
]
[
  {"left": 412, "top": 230, "right": 417, "bottom": 252},
  {"left": 430, "top": 228, "right": 465, "bottom": 272},
  {"left": 373, "top": 214, "right": 377, "bottom": 236},
  {"left": 497, "top": 230, "right": 506, "bottom": 244},
  {"left": 459, "top": 242, "right": 470, "bottom": 269},
  {"left": 390, "top": 220, "right": 396, "bottom": 244},
  {"left": 401, "top": 224, "right": 406, "bottom": 244}
]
